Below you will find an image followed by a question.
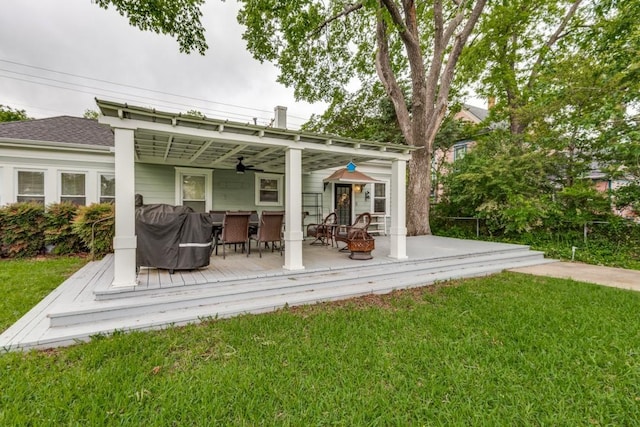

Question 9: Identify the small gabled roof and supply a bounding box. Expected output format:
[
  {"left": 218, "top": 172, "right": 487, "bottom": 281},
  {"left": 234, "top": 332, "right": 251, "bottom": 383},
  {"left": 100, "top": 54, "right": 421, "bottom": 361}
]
[
  {"left": 323, "top": 168, "right": 380, "bottom": 184},
  {"left": 0, "top": 116, "right": 113, "bottom": 147}
]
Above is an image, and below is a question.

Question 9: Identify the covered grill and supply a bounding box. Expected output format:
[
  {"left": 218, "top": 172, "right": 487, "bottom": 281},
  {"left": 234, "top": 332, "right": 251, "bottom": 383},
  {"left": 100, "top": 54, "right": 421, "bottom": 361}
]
[{"left": 135, "top": 204, "right": 214, "bottom": 273}]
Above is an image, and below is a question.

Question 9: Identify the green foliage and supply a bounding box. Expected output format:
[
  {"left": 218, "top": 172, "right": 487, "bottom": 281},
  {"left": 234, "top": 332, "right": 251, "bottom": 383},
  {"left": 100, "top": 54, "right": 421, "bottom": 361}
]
[
  {"left": 612, "top": 182, "right": 640, "bottom": 216},
  {"left": 82, "top": 109, "right": 99, "bottom": 119},
  {"left": 184, "top": 109, "right": 206, "bottom": 119},
  {"left": 0, "top": 203, "right": 46, "bottom": 258},
  {"left": 0, "top": 104, "right": 30, "bottom": 122},
  {"left": 303, "top": 82, "right": 406, "bottom": 144},
  {"left": 457, "top": 0, "right": 639, "bottom": 187},
  {"left": 44, "top": 203, "right": 87, "bottom": 255},
  {"left": 93, "top": 0, "right": 207, "bottom": 54},
  {"left": 549, "top": 181, "right": 611, "bottom": 226},
  {"left": 440, "top": 131, "right": 555, "bottom": 234},
  {"left": 72, "top": 204, "right": 115, "bottom": 259}
]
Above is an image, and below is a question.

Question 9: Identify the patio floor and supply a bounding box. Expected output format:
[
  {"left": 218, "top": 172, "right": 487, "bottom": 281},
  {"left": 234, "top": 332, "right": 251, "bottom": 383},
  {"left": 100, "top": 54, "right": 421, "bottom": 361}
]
[{"left": 1, "top": 235, "right": 553, "bottom": 351}]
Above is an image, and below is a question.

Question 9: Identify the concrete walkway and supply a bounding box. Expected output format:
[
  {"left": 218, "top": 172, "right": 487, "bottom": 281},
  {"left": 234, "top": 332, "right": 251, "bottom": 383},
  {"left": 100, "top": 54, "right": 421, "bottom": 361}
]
[{"left": 510, "top": 261, "right": 640, "bottom": 292}]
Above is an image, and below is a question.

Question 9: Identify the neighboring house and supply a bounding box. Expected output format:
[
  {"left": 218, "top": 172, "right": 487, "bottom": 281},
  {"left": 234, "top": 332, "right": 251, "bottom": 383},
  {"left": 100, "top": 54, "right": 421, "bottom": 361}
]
[
  {"left": 588, "top": 167, "right": 638, "bottom": 221},
  {"left": 446, "top": 103, "right": 490, "bottom": 163},
  {"left": 1, "top": 100, "right": 415, "bottom": 287},
  {"left": 431, "top": 103, "right": 489, "bottom": 200}
]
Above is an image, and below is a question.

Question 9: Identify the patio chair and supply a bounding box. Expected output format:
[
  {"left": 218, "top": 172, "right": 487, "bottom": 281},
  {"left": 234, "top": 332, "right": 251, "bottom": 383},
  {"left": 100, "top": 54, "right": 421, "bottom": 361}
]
[
  {"left": 334, "top": 212, "right": 372, "bottom": 252},
  {"left": 250, "top": 210, "right": 285, "bottom": 257},
  {"left": 215, "top": 211, "right": 251, "bottom": 259},
  {"left": 249, "top": 210, "right": 260, "bottom": 236},
  {"left": 306, "top": 212, "right": 337, "bottom": 246}
]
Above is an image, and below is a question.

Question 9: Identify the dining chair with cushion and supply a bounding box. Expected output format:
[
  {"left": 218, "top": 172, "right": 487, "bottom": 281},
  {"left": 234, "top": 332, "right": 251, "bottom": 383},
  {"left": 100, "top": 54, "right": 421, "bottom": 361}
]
[
  {"left": 215, "top": 211, "right": 251, "bottom": 259},
  {"left": 250, "top": 210, "right": 285, "bottom": 257}
]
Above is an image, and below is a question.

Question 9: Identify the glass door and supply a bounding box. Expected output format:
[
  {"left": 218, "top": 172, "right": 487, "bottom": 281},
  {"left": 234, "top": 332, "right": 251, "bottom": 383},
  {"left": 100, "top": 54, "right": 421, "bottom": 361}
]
[{"left": 334, "top": 184, "right": 352, "bottom": 226}]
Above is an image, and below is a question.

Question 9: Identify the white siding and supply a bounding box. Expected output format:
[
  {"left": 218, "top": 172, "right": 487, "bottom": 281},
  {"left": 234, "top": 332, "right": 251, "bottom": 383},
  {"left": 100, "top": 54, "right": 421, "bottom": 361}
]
[{"left": 0, "top": 145, "right": 113, "bottom": 206}]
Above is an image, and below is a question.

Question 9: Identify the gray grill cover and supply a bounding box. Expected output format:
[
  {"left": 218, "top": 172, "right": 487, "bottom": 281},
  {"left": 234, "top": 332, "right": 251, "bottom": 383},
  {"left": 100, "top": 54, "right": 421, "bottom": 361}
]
[{"left": 136, "top": 204, "right": 214, "bottom": 271}]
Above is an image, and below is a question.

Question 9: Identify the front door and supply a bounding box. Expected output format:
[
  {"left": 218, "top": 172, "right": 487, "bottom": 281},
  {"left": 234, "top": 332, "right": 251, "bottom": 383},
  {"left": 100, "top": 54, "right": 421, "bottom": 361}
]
[{"left": 334, "top": 184, "right": 352, "bottom": 226}]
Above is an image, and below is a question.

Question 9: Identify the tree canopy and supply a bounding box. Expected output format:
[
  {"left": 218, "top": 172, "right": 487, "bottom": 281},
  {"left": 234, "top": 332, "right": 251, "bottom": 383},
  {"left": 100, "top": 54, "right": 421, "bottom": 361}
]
[
  {"left": 0, "top": 105, "right": 30, "bottom": 123},
  {"left": 238, "top": 0, "right": 487, "bottom": 235},
  {"left": 93, "top": 0, "right": 208, "bottom": 54}
]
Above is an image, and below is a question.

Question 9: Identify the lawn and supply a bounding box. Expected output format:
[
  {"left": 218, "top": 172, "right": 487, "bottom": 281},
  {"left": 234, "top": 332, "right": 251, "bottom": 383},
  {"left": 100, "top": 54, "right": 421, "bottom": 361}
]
[
  {"left": 1, "top": 257, "right": 640, "bottom": 425},
  {"left": 0, "top": 256, "right": 88, "bottom": 331}
]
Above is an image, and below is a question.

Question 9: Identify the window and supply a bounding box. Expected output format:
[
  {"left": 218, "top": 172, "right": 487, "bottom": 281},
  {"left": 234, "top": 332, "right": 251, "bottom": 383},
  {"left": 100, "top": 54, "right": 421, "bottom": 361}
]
[
  {"left": 255, "top": 173, "right": 283, "bottom": 206},
  {"left": 175, "top": 167, "right": 212, "bottom": 212},
  {"left": 182, "top": 174, "right": 206, "bottom": 212},
  {"left": 373, "top": 182, "right": 386, "bottom": 213},
  {"left": 17, "top": 170, "right": 45, "bottom": 204},
  {"left": 60, "top": 172, "right": 86, "bottom": 205},
  {"left": 454, "top": 144, "right": 467, "bottom": 161},
  {"left": 100, "top": 174, "right": 115, "bottom": 204}
]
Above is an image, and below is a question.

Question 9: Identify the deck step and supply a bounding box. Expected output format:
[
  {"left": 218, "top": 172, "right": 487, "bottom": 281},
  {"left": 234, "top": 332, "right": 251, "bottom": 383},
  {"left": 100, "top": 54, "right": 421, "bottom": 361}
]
[
  {"left": 48, "top": 249, "right": 549, "bottom": 328},
  {"left": 95, "top": 246, "right": 541, "bottom": 300},
  {"left": 34, "top": 256, "right": 554, "bottom": 349}
]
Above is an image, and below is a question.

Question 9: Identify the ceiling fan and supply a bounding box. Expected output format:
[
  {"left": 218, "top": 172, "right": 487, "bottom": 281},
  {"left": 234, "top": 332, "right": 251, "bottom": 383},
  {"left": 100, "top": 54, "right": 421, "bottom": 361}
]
[{"left": 236, "top": 156, "right": 264, "bottom": 174}]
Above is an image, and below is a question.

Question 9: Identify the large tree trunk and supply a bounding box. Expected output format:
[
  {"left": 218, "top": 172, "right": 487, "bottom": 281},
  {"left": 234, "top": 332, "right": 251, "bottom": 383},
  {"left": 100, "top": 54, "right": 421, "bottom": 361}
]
[
  {"left": 376, "top": 0, "right": 486, "bottom": 236},
  {"left": 406, "top": 147, "right": 432, "bottom": 236}
]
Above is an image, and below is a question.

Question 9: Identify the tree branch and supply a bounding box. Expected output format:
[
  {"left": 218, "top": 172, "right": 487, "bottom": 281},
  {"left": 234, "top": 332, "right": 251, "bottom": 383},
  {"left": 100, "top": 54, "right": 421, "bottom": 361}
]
[
  {"left": 428, "top": 0, "right": 488, "bottom": 144},
  {"left": 374, "top": 16, "right": 413, "bottom": 145},
  {"left": 312, "top": 3, "right": 364, "bottom": 36},
  {"left": 380, "top": 0, "right": 420, "bottom": 50},
  {"left": 527, "top": 0, "right": 584, "bottom": 91}
]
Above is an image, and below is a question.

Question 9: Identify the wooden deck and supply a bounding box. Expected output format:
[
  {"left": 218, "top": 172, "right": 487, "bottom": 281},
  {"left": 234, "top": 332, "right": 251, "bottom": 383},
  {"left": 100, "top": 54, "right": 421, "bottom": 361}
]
[{"left": 1, "top": 236, "right": 554, "bottom": 352}]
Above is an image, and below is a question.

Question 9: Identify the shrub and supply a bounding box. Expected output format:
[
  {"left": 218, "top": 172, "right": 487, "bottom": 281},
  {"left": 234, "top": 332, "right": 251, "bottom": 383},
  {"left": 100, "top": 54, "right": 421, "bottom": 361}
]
[
  {"left": 44, "top": 202, "right": 87, "bottom": 255},
  {"left": 72, "top": 203, "right": 115, "bottom": 259},
  {"left": 0, "top": 202, "right": 46, "bottom": 258}
]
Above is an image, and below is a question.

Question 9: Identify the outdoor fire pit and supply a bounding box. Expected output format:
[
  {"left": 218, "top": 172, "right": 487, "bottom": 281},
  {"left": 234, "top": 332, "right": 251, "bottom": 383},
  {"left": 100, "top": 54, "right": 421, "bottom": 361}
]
[{"left": 347, "top": 229, "right": 375, "bottom": 260}]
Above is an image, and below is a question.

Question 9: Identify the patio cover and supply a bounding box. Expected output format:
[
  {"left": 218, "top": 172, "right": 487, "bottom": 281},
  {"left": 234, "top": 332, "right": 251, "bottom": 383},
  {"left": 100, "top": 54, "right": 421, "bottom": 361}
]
[
  {"left": 96, "top": 99, "right": 415, "bottom": 288},
  {"left": 323, "top": 168, "right": 381, "bottom": 184}
]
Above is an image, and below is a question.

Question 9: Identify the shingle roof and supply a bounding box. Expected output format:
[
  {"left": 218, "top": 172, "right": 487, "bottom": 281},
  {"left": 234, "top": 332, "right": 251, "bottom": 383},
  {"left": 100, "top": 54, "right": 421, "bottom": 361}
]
[
  {"left": 463, "top": 104, "right": 489, "bottom": 122},
  {"left": 0, "top": 116, "right": 113, "bottom": 147}
]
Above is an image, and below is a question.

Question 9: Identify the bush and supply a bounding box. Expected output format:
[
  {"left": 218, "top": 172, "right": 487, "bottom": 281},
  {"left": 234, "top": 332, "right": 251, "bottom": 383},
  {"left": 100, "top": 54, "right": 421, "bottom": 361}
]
[
  {"left": 44, "top": 202, "right": 87, "bottom": 255},
  {"left": 72, "top": 203, "right": 115, "bottom": 259},
  {"left": 0, "top": 202, "right": 46, "bottom": 258}
]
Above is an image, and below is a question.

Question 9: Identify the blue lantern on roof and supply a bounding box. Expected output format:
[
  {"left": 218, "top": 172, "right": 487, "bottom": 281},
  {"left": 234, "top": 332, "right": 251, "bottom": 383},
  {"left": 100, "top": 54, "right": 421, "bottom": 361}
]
[{"left": 346, "top": 161, "right": 356, "bottom": 172}]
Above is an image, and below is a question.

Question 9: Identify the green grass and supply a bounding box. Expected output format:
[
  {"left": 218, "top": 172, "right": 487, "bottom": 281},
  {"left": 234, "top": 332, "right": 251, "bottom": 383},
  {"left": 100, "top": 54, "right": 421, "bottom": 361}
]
[
  {"left": 2, "top": 264, "right": 640, "bottom": 425},
  {"left": 0, "top": 256, "right": 88, "bottom": 331}
]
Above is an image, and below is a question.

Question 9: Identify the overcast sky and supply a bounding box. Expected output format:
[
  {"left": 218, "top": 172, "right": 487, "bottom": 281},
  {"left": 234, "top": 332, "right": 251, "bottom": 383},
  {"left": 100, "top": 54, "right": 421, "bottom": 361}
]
[{"left": 0, "top": 0, "right": 327, "bottom": 129}]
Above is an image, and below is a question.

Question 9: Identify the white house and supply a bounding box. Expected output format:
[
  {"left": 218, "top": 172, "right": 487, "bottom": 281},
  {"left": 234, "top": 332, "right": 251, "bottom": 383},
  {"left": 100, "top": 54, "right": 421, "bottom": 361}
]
[{"left": 0, "top": 100, "right": 415, "bottom": 288}]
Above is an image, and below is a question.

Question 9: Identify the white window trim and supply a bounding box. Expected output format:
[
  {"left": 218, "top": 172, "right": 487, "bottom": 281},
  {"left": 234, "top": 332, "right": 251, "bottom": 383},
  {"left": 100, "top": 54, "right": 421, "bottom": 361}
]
[
  {"left": 174, "top": 167, "right": 213, "bottom": 211},
  {"left": 15, "top": 168, "right": 46, "bottom": 203},
  {"left": 255, "top": 172, "right": 283, "bottom": 206},
  {"left": 370, "top": 180, "right": 389, "bottom": 214},
  {"left": 454, "top": 144, "right": 467, "bottom": 161},
  {"left": 59, "top": 170, "right": 87, "bottom": 204},
  {"left": 98, "top": 172, "right": 116, "bottom": 204}
]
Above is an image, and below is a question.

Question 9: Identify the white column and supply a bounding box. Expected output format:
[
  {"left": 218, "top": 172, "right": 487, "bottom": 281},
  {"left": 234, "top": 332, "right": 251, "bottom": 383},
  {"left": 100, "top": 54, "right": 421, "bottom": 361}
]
[
  {"left": 389, "top": 159, "right": 407, "bottom": 259},
  {"left": 111, "top": 127, "right": 138, "bottom": 287},
  {"left": 283, "top": 147, "right": 305, "bottom": 270}
]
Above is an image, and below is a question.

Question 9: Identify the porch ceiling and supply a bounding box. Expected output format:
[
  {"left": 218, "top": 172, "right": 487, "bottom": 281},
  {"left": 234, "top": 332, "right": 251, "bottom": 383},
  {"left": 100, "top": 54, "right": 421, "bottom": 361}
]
[{"left": 97, "top": 99, "right": 416, "bottom": 173}]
